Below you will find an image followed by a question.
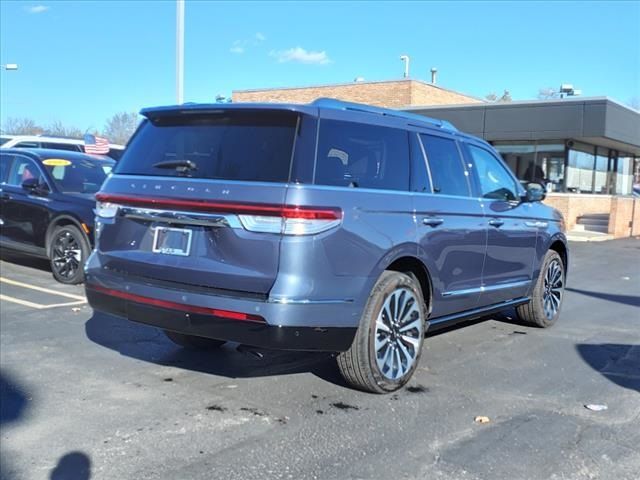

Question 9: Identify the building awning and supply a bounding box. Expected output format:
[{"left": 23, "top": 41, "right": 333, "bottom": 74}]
[{"left": 405, "top": 97, "right": 640, "bottom": 156}]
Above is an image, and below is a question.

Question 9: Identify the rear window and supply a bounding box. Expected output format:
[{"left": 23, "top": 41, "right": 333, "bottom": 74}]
[
  {"left": 114, "top": 111, "right": 298, "bottom": 183},
  {"left": 315, "top": 119, "right": 409, "bottom": 191}
]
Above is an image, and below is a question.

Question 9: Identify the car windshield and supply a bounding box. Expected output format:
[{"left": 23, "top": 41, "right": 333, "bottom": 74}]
[
  {"left": 0, "top": 136, "right": 12, "bottom": 146},
  {"left": 43, "top": 157, "right": 113, "bottom": 193}
]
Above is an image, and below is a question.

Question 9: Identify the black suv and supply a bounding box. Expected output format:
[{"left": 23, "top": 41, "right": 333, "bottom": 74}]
[{"left": 0, "top": 149, "right": 114, "bottom": 284}]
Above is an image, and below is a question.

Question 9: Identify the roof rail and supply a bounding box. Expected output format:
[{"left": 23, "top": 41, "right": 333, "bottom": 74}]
[{"left": 311, "top": 97, "right": 457, "bottom": 131}]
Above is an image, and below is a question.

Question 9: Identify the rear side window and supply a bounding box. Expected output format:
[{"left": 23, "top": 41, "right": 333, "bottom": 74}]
[
  {"left": 315, "top": 119, "right": 409, "bottom": 191},
  {"left": 0, "top": 154, "right": 13, "bottom": 182},
  {"left": 15, "top": 141, "right": 41, "bottom": 148},
  {"left": 41, "top": 142, "right": 81, "bottom": 152},
  {"left": 420, "top": 134, "right": 470, "bottom": 197},
  {"left": 115, "top": 111, "right": 298, "bottom": 183}
]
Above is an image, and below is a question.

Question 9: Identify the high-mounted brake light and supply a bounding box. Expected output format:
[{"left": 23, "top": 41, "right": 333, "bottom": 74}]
[{"left": 94, "top": 193, "right": 342, "bottom": 235}]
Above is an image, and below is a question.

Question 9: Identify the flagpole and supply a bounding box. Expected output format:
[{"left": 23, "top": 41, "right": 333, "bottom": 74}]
[{"left": 176, "top": 0, "right": 185, "bottom": 104}]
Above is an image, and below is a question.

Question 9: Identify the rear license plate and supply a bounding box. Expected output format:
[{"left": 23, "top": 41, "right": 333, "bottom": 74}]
[{"left": 152, "top": 227, "right": 192, "bottom": 256}]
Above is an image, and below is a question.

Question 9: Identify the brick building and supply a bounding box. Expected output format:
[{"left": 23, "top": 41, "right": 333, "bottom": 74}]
[{"left": 232, "top": 79, "right": 481, "bottom": 108}]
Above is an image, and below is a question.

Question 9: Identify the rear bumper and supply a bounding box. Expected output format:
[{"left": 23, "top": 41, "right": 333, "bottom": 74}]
[{"left": 84, "top": 267, "right": 359, "bottom": 352}]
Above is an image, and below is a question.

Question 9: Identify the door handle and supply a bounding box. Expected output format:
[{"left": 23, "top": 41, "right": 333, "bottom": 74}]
[
  {"left": 488, "top": 218, "right": 504, "bottom": 228},
  {"left": 423, "top": 217, "right": 444, "bottom": 227}
]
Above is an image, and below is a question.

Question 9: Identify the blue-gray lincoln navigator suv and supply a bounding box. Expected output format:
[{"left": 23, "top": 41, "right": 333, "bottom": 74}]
[{"left": 85, "top": 98, "right": 568, "bottom": 393}]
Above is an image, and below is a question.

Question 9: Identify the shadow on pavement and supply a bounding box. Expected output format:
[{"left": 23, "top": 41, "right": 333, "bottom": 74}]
[
  {"left": 85, "top": 312, "right": 347, "bottom": 388},
  {"left": 0, "top": 371, "right": 29, "bottom": 480},
  {"left": 50, "top": 452, "right": 91, "bottom": 480},
  {"left": 576, "top": 343, "right": 640, "bottom": 392},
  {"left": 0, "top": 251, "right": 51, "bottom": 273},
  {"left": 566, "top": 287, "right": 640, "bottom": 308}
]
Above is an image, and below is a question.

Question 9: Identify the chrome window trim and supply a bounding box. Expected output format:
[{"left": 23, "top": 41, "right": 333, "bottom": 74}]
[{"left": 415, "top": 132, "right": 434, "bottom": 193}]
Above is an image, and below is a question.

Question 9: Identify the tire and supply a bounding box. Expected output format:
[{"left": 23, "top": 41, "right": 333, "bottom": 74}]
[
  {"left": 517, "top": 250, "right": 565, "bottom": 328},
  {"left": 337, "top": 271, "right": 427, "bottom": 393},
  {"left": 164, "top": 330, "right": 226, "bottom": 349},
  {"left": 49, "top": 225, "right": 90, "bottom": 285}
]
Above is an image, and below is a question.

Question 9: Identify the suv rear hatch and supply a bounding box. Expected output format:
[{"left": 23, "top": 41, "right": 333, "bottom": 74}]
[{"left": 95, "top": 108, "right": 301, "bottom": 295}]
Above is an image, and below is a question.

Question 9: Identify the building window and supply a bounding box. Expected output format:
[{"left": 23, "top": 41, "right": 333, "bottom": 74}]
[
  {"left": 566, "top": 144, "right": 595, "bottom": 193},
  {"left": 493, "top": 142, "right": 564, "bottom": 192},
  {"left": 616, "top": 155, "right": 634, "bottom": 195}
]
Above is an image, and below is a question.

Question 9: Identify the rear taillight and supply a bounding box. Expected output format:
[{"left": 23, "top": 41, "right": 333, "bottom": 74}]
[
  {"left": 95, "top": 201, "right": 119, "bottom": 219},
  {"left": 239, "top": 207, "right": 342, "bottom": 235},
  {"left": 94, "top": 194, "right": 342, "bottom": 235}
]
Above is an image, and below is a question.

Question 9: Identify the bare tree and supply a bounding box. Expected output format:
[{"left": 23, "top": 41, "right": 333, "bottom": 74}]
[
  {"left": 484, "top": 90, "right": 512, "bottom": 103},
  {"left": 1, "top": 117, "right": 44, "bottom": 135},
  {"left": 538, "top": 87, "right": 560, "bottom": 99},
  {"left": 626, "top": 97, "right": 640, "bottom": 111},
  {"left": 103, "top": 112, "right": 139, "bottom": 145},
  {"left": 498, "top": 90, "right": 512, "bottom": 103},
  {"left": 44, "top": 120, "right": 84, "bottom": 138}
]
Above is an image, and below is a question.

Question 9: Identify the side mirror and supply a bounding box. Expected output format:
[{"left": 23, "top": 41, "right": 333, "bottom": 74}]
[
  {"left": 524, "top": 182, "right": 546, "bottom": 202},
  {"left": 21, "top": 177, "right": 49, "bottom": 195}
]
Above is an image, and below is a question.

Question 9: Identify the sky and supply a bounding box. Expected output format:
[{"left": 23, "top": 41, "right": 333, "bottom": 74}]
[{"left": 1, "top": 0, "right": 639, "bottom": 132}]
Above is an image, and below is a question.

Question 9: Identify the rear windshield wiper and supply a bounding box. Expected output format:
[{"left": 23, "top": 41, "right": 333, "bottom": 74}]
[{"left": 152, "top": 159, "right": 197, "bottom": 174}]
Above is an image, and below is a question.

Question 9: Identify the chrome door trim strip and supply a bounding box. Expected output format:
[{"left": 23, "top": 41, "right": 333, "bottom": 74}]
[
  {"left": 442, "top": 279, "right": 531, "bottom": 297},
  {"left": 267, "top": 297, "right": 355, "bottom": 305},
  {"left": 429, "top": 297, "right": 530, "bottom": 326}
]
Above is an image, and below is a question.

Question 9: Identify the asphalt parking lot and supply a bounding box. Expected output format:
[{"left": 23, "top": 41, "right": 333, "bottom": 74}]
[{"left": 1, "top": 240, "right": 639, "bottom": 480}]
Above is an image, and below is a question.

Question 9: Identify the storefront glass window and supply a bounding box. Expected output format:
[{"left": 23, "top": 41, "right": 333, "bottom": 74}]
[
  {"left": 593, "top": 148, "right": 609, "bottom": 194},
  {"left": 493, "top": 143, "right": 535, "bottom": 181},
  {"left": 616, "top": 155, "right": 633, "bottom": 195},
  {"left": 536, "top": 143, "right": 564, "bottom": 192},
  {"left": 493, "top": 142, "right": 564, "bottom": 192},
  {"left": 566, "top": 146, "right": 595, "bottom": 193}
]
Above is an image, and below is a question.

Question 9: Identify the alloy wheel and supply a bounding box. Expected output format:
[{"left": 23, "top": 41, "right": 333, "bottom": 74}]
[
  {"left": 543, "top": 259, "right": 564, "bottom": 320},
  {"left": 374, "top": 287, "right": 424, "bottom": 380},
  {"left": 52, "top": 231, "right": 82, "bottom": 280}
]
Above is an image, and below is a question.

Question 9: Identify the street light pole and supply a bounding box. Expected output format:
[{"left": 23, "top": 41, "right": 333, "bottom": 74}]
[{"left": 176, "top": 0, "right": 185, "bottom": 104}]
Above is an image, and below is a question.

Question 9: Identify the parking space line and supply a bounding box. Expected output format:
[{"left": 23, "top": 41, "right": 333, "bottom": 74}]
[
  {"left": 0, "top": 293, "right": 87, "bottom": 310},
  {"left": 0, "top": 277, "right": 86, "bottom": 301},
  {"left": 0, "top": 293, "right": 86, "bottom": 310}
]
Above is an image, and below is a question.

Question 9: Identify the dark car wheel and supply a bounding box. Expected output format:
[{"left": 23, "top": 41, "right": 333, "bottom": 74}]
[
  {"left": 49, "top": 225, "right": 90, "bottom": 285},
  {"left": 337, "top": 271, "right": 427, "bottom": 393},
  {"left": 164, "top": 330, "right": 226, "bottom": 349},
  {"left": 517, "top": 250, "right": 565, "bottom": 328}
]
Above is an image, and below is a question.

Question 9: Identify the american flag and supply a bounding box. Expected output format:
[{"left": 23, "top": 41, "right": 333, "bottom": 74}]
[{"left": 84, "top": 134, "right": 110, "bottom": 155}]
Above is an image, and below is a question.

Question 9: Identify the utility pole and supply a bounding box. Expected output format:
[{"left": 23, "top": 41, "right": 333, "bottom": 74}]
[{"left": 176, "top": 0, "right": 185, "bottom": 104}]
